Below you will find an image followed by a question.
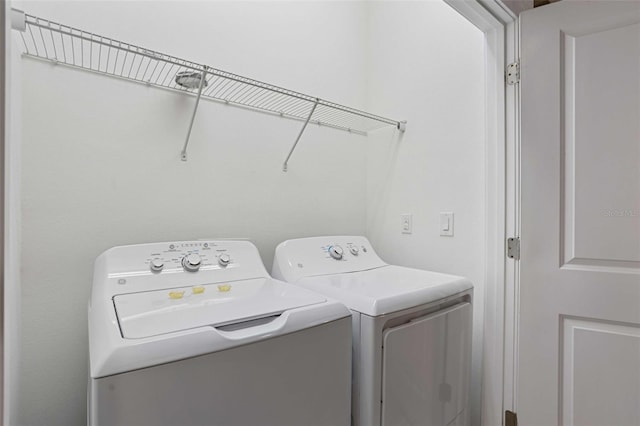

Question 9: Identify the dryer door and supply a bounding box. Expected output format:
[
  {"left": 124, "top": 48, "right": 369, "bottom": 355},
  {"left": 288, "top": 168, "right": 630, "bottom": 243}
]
[{"left": 381, "top": 302, "right": 471, "bottom": 426}]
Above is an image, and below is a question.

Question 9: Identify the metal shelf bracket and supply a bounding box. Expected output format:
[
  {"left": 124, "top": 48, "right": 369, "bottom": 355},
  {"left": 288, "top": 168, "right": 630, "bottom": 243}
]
[
  {"left": 282, "top": 99, "right": 319, "bottom": 172},
  {"left": 11, "top": 8, "right": 26, "bottom": 31},
  {"left": 181, "top": 66, "right": 208, "bottom": 161}
]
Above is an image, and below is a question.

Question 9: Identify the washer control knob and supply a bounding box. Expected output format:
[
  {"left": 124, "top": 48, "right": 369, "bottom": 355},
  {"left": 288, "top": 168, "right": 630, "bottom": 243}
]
[
  {"left": 150, "top": 258, "right": 164, "bottom": 272},
  {"left": 328, "top": 245, "right": 344, "bottom": 260},
  {"left": 218, "top": 253, "right": 231, "bottom": 267},
  {"left": 349, "top": 246, "right": 359, "bottom": 256},
  {"left": 182, "top": 253, "right": 202, "bottom": 272}
]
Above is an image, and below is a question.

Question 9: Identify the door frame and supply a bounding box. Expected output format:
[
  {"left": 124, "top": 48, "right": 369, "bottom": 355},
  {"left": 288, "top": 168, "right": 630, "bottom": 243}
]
[
  {"left": 0, "top": 2, "right": 5, "bottom": 422},
  {"left": 4, "top": 4, "right": 22, "bottom": 426},
  {"left": 443, "top": 1, "right": 519, "bottom": 425}
]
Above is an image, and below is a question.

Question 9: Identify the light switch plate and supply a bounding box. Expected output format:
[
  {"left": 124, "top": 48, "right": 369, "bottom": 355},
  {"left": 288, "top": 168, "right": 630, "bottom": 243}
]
[
  {"left": 440, "top": 212, "right": 454, "bottom": 236},
  {"left": 401, "top": 214, "right": 412, "bottom": 234}
]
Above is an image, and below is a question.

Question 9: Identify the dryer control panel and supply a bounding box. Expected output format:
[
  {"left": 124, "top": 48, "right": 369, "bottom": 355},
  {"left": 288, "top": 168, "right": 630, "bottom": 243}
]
[{"left": 272, "top": 236, "right": 387, "bottom": 283}]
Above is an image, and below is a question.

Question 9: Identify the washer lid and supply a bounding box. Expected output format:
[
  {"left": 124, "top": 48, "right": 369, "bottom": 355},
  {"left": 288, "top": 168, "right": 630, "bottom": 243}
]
[
  {"left": 296, "top": 265, "right": 472, "bottom": 316},
  {"left": 114, "top": 278, "right": 327, "bottom": 339}
]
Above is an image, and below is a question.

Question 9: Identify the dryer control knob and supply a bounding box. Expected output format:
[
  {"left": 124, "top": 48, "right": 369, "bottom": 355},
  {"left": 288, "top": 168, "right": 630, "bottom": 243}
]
[
  {"left": 150, "top": 258, "right": 164, "bottom": 272},
  {"left": 349, "top": 246, "right": 359, "bottom": 256},
  {"left": 328, "top": 245, "right": 344, "bottom": 260},
  {"left": 182, "top": 253, "right": 202, "bottom": 272},
  {"left": 218, "top": 253, "right": 231, "bottom": 267}
]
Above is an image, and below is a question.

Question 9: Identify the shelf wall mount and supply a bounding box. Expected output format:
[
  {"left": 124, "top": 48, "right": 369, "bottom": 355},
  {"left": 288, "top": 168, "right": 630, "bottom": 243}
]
[
  {"left": 11, "top": 9, "right": 407, "bottom": 169},
  {"left": 283, "top": 99, "right": 319, "bottom": 172},
  {"left": 180, "top": 66, "right": 208, "bottom": 161}
]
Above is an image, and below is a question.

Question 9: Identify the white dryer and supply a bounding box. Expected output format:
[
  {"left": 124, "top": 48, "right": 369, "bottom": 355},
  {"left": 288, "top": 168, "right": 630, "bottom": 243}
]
[
  {"left": 88, "top": 240, "right": 352, "bottom": 426},
  {"left": 272, "top": 236, "right": 473, "bottom": 426}
]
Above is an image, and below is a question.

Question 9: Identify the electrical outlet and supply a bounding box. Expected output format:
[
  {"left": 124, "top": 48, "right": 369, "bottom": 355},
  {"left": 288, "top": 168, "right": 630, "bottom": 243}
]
[{"left": 401, "top": 214, "right": 412, "bottom": 234}]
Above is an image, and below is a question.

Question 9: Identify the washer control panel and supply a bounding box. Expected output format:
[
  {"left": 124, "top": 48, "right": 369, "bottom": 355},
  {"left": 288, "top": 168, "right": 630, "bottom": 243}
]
[
  {"left": 149, "top": 258, "right": 164, "bottom": 272},
  {"left": 95, "top": 240, "right": 269, "bottom": 296},
  {"left": 142, "top": 241, "right": 235, "bottom": 274},
  {"left": 181, "top": 253, "right": 202, "bottom": 272},
  {"left": 328, "top": 245, "right": 344, "bottom": 260},
  {"left": 218, "top": 253, "right": 231, "bottom": 267}
]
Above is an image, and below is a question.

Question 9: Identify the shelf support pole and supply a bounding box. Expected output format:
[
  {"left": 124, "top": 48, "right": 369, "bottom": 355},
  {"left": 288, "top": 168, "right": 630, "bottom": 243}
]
[
  {"left": 283, "top": 98, "right": 319, "bottom": 172},
  {"left": 181, "top": 65, "right": 208, "bottom": 161}
]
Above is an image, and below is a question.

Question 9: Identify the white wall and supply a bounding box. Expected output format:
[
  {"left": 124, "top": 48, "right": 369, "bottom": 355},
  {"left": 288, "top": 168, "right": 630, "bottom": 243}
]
[
  {"left": 502, "top": 0, "right": 534, "bottom": 15},
  {"left": 15, "top": 1, "right": 368, "bottom": 425},
  {"left": 4, "top": 4, "right": 22, "bottom": 425},
  {"left": 365, "top": 2, "right": 486, "bottom": 424}
]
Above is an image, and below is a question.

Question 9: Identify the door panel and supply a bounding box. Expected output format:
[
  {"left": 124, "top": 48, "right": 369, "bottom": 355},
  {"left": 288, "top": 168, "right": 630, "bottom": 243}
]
[
  {"left": 563, "top": 21, "right": 640, "bottom": 269},
  {"left": 520, "top": 1, "right": 640, "bottom": 425},
  {"left": 562, "top": 318, "right": 640, "bottom": 426}
]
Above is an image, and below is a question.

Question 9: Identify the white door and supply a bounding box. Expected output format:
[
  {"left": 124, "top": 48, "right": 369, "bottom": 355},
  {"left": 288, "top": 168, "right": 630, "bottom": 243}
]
[{"left": 519, "top": 1, "right": 640, "bottom": 425}]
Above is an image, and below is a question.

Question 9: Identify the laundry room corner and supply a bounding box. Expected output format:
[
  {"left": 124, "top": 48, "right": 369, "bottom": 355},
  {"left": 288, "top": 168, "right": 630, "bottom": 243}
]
[
  {"left": 6, "top": 0, "right": 496, "bottom": 425},
  {"left": 364, "top": 2, "right": 486, "bottom": 424}
]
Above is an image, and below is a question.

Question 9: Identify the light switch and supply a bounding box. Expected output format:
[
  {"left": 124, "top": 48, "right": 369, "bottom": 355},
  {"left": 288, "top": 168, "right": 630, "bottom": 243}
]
[
  {"left": 440, "top": 212, "right": 454, "bottom": 236},
  {"left": 401, "top": 214, "right": 412, "bottom": 234}
]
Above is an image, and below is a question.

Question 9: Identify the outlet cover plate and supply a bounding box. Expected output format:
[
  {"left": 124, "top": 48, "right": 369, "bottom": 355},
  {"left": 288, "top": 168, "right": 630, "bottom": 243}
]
[
  {"left": 401, "top": 214, "right": 412, "bottom": 234},
  {"left": 440, "top": 212, "right": 454, "bottom": 236}
]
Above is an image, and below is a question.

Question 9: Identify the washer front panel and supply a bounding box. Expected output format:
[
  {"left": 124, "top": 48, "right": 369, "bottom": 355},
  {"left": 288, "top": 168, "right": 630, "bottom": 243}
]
[
  {"left": 114, "top": 277, "right": 326, "bottom": 339},
  {"left": 89, "top": 240, "right": 350, "bottom": 377}
]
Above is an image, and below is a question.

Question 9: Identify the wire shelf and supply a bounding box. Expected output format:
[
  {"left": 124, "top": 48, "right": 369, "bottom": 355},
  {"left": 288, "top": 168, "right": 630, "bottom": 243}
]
[{"left": 16, "top": 13, "right": 405, "bottom": 136}]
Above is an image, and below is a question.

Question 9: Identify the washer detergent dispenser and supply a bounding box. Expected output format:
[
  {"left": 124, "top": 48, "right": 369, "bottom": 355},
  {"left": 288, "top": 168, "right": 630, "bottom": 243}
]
[
  {"left": 88, "top": 240, "right": 352, "bottom": 426},
  {"left": 272, "top": 236, "right": 473, "bottom": 426}
]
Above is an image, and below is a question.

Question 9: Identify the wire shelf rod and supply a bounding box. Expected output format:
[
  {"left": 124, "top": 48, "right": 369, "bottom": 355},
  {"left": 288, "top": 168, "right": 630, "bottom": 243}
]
[
  {"left": 28, "top": 17, "right": 381, "bottom": 122},
  {"left": 25, "top": 18, "right": 202, "bottom": 68},
  {"left": 13, "top": 9, "right": 405, "bottom": 167},
  {"left": 267, "top": 94, "right": 303, "bottom": 112},
  {"left": 19, "top": 51, "right": 363, "bottom": 139},
  {"left": 236, "top": 85, "right": 263, "bottom": 104},
  {"left": 287, "top": 102, "right": 315, "bottom": 117},
  {"left": 280, "top": 98, "right": 313, "bottom": 115}
]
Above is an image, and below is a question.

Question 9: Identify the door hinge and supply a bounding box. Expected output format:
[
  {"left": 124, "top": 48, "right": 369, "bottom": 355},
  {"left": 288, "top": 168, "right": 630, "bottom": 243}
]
[
  {"left": 505, "top": 410, "right": 518, "bottom": 426},
  {"left": 507, "top": 237, "right": 520, "bottom": 260},
  {"left": 506, "top": 62, "right": 520, "bottom": 85}
]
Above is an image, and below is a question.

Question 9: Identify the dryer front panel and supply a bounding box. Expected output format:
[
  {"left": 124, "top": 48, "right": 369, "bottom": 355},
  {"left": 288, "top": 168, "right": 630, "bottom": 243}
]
[{"left": 381, "top": 302, "right": 471, "bottom": 426}]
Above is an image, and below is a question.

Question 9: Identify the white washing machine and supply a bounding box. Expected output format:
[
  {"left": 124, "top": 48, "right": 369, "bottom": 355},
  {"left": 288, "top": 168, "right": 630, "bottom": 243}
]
[
  {"left": 88, "top": 240, "right": 352, "bottom": 426},
  {"left": 272, "top": 236, "right": 473, "bottom": 426}
]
